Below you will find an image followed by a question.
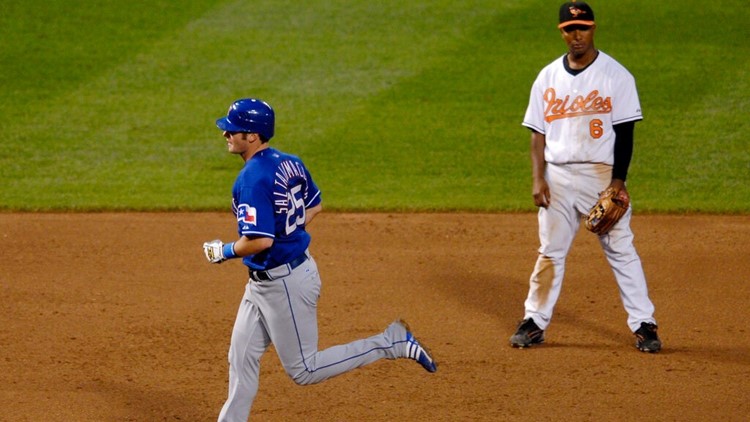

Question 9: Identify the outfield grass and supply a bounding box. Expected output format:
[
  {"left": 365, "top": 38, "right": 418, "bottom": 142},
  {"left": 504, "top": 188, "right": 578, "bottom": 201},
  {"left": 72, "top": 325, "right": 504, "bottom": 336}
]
[{"left": 1, "top": 0, "right": 748, "bottom": 212}]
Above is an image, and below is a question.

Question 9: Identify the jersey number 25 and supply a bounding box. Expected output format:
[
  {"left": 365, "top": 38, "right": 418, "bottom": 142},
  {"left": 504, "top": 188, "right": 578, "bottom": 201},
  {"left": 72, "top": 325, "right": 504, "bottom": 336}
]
[{"left": 285, "top": 184, "right": 306, "bottom": 235}]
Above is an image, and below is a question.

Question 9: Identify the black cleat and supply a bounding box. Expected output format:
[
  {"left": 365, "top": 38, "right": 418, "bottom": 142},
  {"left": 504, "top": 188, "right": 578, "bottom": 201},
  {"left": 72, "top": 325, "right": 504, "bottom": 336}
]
[
  {"left": 634, "top": 322, "right": 662, "bottom": 353},
  {"left": 509, "top": 318, "right": 545, "bottom": 348}
]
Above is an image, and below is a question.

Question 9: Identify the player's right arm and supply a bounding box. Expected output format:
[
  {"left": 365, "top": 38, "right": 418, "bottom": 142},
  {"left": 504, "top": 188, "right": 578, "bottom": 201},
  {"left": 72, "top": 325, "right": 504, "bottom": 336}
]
[
  {"left": 530, "top": 130, "right": 550, "bottom": 208},
  {"left": 202, "top": 234, "right": 273, "bottom": 264},
  {"left": 231, "top": 235, "right": 273, "bottom": 257}
]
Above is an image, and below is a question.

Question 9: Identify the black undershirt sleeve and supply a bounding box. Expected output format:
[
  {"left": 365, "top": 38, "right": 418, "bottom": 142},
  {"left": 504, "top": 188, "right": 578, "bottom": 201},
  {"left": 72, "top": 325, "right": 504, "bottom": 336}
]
[{"left": 612, "top": 121, "right": 635, "bottom": 181}]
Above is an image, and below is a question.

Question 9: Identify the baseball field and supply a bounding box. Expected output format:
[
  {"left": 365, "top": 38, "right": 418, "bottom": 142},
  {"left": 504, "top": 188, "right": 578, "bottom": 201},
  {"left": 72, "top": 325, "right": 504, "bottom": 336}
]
[{"left": 1, "top": 0, "right": 749, "bottom": 421}]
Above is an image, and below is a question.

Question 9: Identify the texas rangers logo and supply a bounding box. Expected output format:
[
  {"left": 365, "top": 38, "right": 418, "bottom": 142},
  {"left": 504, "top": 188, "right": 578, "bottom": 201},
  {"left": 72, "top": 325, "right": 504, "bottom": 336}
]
[{"left": 236, "top": 203, "right": 257, "bottom": 228}]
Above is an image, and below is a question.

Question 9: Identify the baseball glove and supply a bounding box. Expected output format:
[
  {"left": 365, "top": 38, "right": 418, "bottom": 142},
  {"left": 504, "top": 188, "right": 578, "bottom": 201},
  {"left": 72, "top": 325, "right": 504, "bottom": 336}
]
[{"left": 584, "top": 187, "right": 629, "bottom": 235}]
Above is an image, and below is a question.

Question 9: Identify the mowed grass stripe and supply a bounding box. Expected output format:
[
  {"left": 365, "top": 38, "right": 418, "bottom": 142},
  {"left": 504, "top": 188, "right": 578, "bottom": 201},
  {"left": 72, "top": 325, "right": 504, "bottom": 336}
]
[{"left": 0, "top": 0, "right": 748, "bottom": 212}]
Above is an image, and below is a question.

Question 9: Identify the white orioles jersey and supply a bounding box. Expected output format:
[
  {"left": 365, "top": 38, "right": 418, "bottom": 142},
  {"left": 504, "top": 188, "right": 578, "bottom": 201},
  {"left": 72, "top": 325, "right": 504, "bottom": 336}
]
[{"left": 522, "top": 51, "right": 642, "bottom": 165}]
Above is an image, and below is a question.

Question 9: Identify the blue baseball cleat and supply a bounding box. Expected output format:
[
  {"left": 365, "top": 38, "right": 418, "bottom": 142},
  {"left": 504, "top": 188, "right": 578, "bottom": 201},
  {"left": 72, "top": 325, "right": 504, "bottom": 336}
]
[{"left": 399, "top": 320, "right": 437, "bottom": 373}]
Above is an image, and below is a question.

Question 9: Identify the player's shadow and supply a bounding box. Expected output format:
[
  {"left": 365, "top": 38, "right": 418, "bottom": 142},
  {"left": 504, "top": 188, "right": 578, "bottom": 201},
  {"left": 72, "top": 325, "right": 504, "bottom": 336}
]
[
  {"left": 425, "top": 259, "right": 530, "bottom": 322},
  {"left": 656, "top": 345, "right": 750, "bottom": 365},
  {"left": 518, "top": 312, "right": 750, "bottom": 366}
]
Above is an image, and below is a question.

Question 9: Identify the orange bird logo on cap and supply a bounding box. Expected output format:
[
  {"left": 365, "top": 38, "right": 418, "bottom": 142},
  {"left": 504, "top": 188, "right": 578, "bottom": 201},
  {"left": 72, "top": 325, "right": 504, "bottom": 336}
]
[{"left": 569, "top": 6, "right": 587, "bottom": 17}]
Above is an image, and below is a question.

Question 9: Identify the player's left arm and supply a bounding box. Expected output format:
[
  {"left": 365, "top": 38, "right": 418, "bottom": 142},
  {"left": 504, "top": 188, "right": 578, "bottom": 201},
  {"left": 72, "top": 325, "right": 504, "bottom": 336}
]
[
  {"left": 301, "top": 165, "right": 322, "bottom": 226},
  {"left": 610, "top": 121, "right": 636, "bottom": 205},
  {"left": 305, "top": 203, "right": 322, "bottom": 226}
]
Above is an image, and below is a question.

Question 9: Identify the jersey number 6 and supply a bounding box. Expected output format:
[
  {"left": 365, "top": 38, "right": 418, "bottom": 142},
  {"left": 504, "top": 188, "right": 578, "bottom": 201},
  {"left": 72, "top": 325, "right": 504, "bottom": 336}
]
[{"left": 590, "top": 119, "right": 603, "bottom": 139}]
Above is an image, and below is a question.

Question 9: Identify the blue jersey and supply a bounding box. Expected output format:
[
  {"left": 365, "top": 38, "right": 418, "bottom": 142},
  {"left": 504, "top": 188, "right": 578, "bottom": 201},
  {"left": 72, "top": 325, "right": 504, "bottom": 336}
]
[{"left": 231, "top": 147, "right": 321, "bottom": 270}]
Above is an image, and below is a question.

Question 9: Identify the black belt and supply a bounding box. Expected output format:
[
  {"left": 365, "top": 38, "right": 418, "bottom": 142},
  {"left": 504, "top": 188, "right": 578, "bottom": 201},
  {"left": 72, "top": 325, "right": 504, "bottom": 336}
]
[{"left": 249, "top": 253, "right": 309, "bottom": 282}]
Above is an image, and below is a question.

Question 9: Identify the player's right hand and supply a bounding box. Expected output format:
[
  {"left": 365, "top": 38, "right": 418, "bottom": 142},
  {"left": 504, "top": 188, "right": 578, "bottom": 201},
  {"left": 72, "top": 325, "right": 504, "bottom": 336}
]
[
  {"left": 203, "top": 239, "right": 226, "bottom": 264},
  {"left": 532, "top": 179, "right": 551, "bottom": 208}
]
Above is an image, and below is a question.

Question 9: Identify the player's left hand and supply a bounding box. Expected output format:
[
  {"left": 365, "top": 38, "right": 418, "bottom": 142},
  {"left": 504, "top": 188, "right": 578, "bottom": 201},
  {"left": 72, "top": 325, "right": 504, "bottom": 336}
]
[
  {"left": 608, "top": 179, "right": 630, "bottom": 208},
  {"left": 203, "top": 239, "right": 226, "bottom": 264}
]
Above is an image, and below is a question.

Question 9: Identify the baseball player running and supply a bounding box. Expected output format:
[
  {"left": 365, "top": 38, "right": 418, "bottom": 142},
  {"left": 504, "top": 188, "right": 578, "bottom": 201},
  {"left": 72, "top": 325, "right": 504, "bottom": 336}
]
[
  {"left": 508, "top": 2, "right": 662, "bottom": 352},
  {"left": 203, "top": 98, "right": 437, "bottom": 422}
]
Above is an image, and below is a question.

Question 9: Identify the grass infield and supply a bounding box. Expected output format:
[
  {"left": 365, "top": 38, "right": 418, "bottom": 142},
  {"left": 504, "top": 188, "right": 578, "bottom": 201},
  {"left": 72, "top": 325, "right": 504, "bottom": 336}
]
[{"left": 1, "top": 0, "right": 748, "bottom": 212}]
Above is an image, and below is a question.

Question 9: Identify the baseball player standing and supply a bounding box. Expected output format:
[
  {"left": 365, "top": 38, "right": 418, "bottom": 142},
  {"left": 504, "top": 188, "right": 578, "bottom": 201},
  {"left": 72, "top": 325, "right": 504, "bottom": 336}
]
[
  {"left": 508, "top": 2, "right": 662, "bottom": 352},
  {"left": 203, "top": 98, "right": 437, "bottom": 422}
]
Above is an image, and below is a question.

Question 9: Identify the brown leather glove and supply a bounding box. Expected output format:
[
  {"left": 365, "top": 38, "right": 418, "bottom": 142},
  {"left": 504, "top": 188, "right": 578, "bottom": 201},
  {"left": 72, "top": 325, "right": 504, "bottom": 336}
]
[{"left": 584, "top": 187, "right": 629, "bottom": 235}]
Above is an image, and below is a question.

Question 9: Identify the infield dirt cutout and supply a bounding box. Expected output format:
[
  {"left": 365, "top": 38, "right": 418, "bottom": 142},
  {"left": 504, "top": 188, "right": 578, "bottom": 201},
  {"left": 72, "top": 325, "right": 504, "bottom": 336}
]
[{"left": 2, "top": 212, "right": 749, "bottom": 421}]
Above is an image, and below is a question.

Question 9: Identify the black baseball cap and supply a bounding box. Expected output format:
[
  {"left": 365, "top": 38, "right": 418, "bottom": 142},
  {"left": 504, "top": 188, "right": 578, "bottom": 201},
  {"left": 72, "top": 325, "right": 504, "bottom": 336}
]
[{"left": 558, "top": 1, "right": 595, "bottom": 29}]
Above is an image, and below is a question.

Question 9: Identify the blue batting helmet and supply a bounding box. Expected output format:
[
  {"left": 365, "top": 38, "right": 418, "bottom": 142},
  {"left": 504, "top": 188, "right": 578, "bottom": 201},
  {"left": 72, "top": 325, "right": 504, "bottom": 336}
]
[{"left": 216, "top": 98, "right": 275, "bottom": 140}]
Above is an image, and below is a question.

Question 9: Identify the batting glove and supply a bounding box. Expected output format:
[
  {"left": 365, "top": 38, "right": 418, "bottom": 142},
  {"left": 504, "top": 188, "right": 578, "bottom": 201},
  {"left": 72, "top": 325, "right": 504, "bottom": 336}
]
[{"left": 203, "top": 239, "right": 236, "bottom": 264}]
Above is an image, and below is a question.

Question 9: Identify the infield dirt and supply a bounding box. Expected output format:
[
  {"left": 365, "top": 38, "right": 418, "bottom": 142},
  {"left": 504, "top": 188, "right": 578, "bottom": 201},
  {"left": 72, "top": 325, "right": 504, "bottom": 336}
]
[{"left": 2, "top": 213, "right": 748, "bottom": 421}]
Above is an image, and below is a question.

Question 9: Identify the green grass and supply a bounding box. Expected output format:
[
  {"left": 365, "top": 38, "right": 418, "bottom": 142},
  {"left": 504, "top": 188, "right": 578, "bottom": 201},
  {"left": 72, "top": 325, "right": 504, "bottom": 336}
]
[{"left": 1, "top": 0, "right": 748, "bottom": 212}]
